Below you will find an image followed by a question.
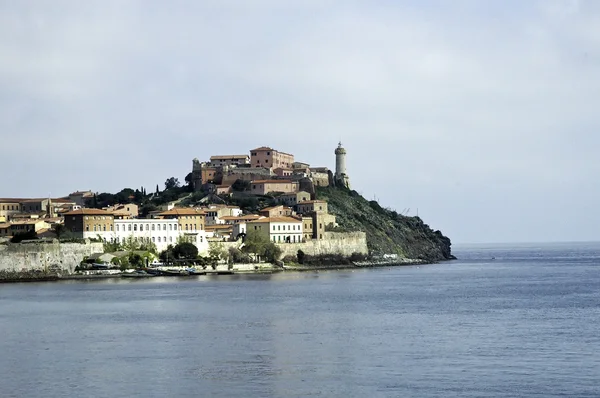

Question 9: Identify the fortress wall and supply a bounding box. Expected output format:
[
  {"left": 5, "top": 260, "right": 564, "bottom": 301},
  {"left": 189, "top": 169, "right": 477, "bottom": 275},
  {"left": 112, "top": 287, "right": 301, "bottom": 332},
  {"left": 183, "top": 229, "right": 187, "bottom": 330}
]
[
  {"left": 277, "top": 231, "right": 368, "bottom": 259},
  {"left": 0, "top": 240, "right": 104, "bottom": 273}
]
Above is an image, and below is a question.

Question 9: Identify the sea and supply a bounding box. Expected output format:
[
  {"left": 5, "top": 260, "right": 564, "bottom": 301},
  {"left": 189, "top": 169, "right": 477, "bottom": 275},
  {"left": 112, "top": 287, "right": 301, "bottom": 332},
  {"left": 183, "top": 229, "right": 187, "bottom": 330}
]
[{"left": 1, "top": 242, "right": 599, "bottom": 398}]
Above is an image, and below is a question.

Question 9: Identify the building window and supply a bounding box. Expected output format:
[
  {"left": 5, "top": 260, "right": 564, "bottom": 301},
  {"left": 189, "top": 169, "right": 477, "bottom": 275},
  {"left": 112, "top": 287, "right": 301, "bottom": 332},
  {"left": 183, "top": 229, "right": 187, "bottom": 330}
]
[
  {"left": 128, "top": 224, "right": 132, "bottom": 231},
  {"left": 133, "top": 224, "right": 137, "bottom": 231},
  {"left": 273, "top": 225, "right": 276, "bottom": 231},
  {"left": 163, "top": 224, "right": 166, "bottom": 231},
  {"left": 152, "top": 224, "right": 155, "bottom": 231},
  {"left": 169, "top": 224, "right": 172, "bottom": 230},
  {"left": 152, "top": 237, "right": 155, "bottom": 242},
  {"left": 110, "top": 225, "right": 113, "bottom": 231},
  {"left": 169, "top": 237, "right": 172, "bottom": 242},
  {"left": 145, "top": 224, "right": 149, "bottom": 231},
  {"left": 278, "top": 225, "right": 281, "bottom": 231},
  {"left": 103, "top": 225, "right": 106, "bottom": 231},
  {"left": 85, "top": 225, "right": 89, "bottom": 231},
  {"left": 116, "top": 225, "right": 119, "bottom": 231}
]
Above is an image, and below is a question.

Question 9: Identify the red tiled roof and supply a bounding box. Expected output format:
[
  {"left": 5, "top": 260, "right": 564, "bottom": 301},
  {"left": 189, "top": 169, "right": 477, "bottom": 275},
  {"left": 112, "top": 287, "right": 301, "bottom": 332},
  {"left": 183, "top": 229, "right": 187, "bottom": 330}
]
[
  {"left": 63, "top": 208, "right": 114, "bottom": 216},
  {"left": 159, "top": 208, "right": 205, "bottom": 216},
  {"left": 248, "top": 216, "right": 301, "bottom": 224},
  {"left": 251, "top": 180, "right": 293, "bottom": 184}
]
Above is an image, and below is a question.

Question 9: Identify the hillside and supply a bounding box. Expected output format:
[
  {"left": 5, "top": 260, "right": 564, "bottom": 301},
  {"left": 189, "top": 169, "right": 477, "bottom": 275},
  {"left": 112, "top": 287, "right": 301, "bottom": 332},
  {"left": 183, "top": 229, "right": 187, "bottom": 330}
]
[
  {"left": 316, "top": 186, "right": 455, "bottom": 262},
  {"left": 87, "top": 178, "right": 454, "bottom": 262}
]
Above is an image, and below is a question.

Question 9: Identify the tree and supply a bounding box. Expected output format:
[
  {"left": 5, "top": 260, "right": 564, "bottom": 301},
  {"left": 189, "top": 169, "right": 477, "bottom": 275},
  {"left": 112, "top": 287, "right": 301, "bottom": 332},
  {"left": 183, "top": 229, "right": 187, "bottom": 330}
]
[
  {"left": 54, "top": 224, "right": 65, "bottom": 239},
  {"left": 165, "top": 177, "right": 180, "bottom": 190},
  {"left": 172, "top": 242, "right": 198, "bottom": 260},
  {"left": 10, "top": 230, "right": 37, "bottom": 243},
  {"left": 128, "top": 253, "right": 143, "bottom": 267},
  {"left": 297, "top": 249, "right": 305, "bottom": 264},
  {"left": 122, "top": 235, "right": 141, "bottom": 252},
  {"left": 208, "top": 242, "right": 227, "bottom": 269},
  {"left": 139, "top": 240, "right": 158, "bottom": 255},
  {"left": 184, "top": 172, "right": 194, "bottom": 192},
  {"left": 242, "top": 230, "right": 282, "bottom": 263}
]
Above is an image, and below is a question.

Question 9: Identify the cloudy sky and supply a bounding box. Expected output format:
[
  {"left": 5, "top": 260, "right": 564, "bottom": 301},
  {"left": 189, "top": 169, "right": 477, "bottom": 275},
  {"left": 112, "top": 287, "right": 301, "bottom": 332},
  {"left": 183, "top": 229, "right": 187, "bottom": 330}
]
[{"left": 1, "top": 0, "right": 599, "bottom": 244}]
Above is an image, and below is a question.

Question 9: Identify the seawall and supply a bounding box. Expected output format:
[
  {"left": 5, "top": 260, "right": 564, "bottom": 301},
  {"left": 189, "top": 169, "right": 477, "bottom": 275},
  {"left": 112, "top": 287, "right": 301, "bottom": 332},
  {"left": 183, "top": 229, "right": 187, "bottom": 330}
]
[
  {"left": 277, "top": 231, "right": 368, "bottom": 258},
  {"left": 0, "top": 240, "right": 104, "bottom": 273}
]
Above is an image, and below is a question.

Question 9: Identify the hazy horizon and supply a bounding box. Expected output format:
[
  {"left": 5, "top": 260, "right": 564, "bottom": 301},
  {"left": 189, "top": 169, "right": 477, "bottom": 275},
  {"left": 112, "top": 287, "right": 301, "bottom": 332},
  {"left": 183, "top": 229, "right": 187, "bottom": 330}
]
[{"left": 2, "top": 1, "right": 599, "bottom": 244}]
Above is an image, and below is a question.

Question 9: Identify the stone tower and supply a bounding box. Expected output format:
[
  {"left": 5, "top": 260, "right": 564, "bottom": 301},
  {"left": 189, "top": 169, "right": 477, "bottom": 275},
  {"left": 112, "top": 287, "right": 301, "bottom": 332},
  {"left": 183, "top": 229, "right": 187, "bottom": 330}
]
[{"left": 334, "top": 142, "right": 351, "bottom": 189}]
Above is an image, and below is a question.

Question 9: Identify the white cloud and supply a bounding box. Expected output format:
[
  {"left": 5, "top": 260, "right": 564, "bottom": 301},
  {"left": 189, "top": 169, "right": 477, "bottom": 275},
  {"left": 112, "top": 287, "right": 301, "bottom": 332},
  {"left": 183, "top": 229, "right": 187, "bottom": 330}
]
[{"left": 1, "top": 0, "right": 599, "bottom": 243}]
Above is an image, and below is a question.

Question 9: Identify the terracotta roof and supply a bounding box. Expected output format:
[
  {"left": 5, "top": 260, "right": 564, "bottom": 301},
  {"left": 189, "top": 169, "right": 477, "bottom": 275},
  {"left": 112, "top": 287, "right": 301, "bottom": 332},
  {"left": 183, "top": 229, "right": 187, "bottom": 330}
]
[
  {"left": 19, "top": 198, "right": 47, "bottom": 203},
  {"left": 159, "top": 208, "right": 205, "bottom": 216},
  {"left": 248, "top": 216, "right": 301, "bottom": 224},
  {"left": 210, "top": 155, "right": 249, "bottom": 160},
  {"left": 8, "top": 219, "right": 48, "bottom": 225},
  {"left": 63, "top": 208, "right": 114, "bottom": 216},
  {"left": 251, "top": 180, "right": 294, "bottom": 184},
  {"left": 51, "top": 198, "right": 75, "bottom": 203},
  {"left": 205, "top": 225, "right": 233, "bottom": 230},
  {"left": 0, "top": 198, "right": 26, "bottom": 202},
  {"left": 298, "top": 200, "right": 327, "bottom": 204},
  {"left": 220, "top": 216, "right": 239, "bottom": 221},
  {"left": 0, "top": 223, "right": 10, "bottom": 229},
  {"left": 251, "top": 146, "right": 273, "bottom": 151},
  {"left": 260, "top": 205, "right": 284, "bottom": 211},
  {"left": 69, "top": 191, "right": 93, "bottom": 196}
]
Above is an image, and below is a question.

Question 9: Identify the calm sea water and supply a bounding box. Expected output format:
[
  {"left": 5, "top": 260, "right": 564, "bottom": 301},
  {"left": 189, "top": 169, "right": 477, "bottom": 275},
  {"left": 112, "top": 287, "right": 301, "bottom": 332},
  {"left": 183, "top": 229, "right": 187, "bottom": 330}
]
[{"left": 1, "top": 242, "right": 599, "bottom": 397}]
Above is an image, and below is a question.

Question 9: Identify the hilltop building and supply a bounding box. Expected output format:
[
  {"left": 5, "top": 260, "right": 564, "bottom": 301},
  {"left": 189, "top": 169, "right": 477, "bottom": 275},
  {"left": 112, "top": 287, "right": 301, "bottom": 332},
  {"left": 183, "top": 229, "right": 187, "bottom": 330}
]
[{"left": 250, "top": 146, "right": 294, "bottom": 169}]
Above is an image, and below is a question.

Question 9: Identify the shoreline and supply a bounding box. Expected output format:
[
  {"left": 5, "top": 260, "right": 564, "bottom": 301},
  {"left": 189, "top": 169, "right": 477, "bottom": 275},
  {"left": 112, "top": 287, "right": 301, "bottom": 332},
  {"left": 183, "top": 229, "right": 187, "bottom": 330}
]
[{"left": 0, "top": 257, "right": 448, "bottom": 283}]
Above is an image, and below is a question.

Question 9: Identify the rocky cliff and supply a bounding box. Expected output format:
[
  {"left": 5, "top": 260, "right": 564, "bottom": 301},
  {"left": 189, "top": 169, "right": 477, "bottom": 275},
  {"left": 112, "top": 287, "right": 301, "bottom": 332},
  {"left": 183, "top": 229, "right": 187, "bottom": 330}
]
[{"left": 315, "top": 187, "right": 455, "bottom": 262}]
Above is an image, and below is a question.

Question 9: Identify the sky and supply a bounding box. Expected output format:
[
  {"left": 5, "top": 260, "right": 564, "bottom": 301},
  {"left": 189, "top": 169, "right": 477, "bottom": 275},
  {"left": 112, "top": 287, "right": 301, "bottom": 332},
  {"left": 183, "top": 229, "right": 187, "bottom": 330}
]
[{"left": 1, "top": 0, "right": 599, "bottom": 244}]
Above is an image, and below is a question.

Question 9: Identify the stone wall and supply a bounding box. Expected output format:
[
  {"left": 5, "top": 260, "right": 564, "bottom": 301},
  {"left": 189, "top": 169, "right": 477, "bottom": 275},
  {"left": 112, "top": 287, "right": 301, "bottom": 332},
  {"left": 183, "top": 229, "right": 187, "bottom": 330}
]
[
  {"left": 0, "top": 240, "right": 104, "bottom": 273},
  {"left": 276, "top": 231, "right": 368, "bottom": 259}
]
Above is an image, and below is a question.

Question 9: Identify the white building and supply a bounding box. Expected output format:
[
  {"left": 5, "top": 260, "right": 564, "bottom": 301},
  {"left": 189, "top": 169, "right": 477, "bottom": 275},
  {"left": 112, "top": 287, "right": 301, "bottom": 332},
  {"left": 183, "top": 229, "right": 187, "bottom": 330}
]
[{"left": 247, "top": 217, "right": 303, "bottom": 243}]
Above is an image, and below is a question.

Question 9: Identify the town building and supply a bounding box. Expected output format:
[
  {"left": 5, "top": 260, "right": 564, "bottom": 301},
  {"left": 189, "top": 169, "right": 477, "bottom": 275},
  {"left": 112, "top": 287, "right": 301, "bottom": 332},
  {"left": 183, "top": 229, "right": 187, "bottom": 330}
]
[
  {"left": 202, "top": 205, "right": 242, "bottom": 226},
  {"left": 68, "top": 190, "right": 94, "bottom": 206},
  {"left": 250, "top": 147, "right": 294, "bottom": 169},
  {"left": 247, "top": 216, "right": 303, "bottom": 243},
  {"left": 104, "top": 203, "right": 139, "bottom": 219},
  {"left": 209, "top": 155, "right": 250, "bottom": 167},
  {"left": 295, "top": 200, "right": 337, "bottom": 240},
  {"left": 249, "top": 180, "right": 299, "bottom": 195},
  {"left": 276, "top": 191, "right": 311, "bottom": 206},
  {"left": 0, "top": 199, "right": 23, "bottom": 221},
  {"left": 259, "top": 205, "right": 294, "bottom": 218},
  {"left": 111, "top": 218, "right": 182, "bottom": 252},
  {"left": 64, "top": 208, "right": 115, "bottom": 239}
]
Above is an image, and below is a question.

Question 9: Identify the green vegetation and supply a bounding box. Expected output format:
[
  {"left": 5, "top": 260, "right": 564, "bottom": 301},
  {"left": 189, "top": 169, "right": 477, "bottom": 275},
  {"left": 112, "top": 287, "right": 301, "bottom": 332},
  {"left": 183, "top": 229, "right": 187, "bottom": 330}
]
[
  {"left": 10, "top": 230, "right": 38, "bottom": 243},
  {"left": 86, "top": 171, "right": 453, "bottom": 262},
  {"left": 315, "top": 186, "right": 454, "bottom": 261},
  {"left": 241, "top": 230, "right": 282, "bottom": 263}
]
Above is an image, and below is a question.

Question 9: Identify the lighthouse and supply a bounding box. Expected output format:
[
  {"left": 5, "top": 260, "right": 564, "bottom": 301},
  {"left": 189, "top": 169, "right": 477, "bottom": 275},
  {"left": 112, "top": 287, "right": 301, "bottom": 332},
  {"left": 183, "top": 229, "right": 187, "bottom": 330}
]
[{"left": 334, "top": 142, "right": 351, "bottom": 189}]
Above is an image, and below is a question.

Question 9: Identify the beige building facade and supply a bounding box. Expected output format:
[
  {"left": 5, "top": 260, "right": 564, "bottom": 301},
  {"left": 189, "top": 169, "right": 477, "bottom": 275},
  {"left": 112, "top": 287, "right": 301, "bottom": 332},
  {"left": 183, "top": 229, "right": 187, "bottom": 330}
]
[
  {"left": 250, "top": 180, "right": 299, "bottom": 195},
  {"left": 250, "top": 147, "right": 294, "bottom": 169},
  {"left": 247, "top": 216, "right": 303, "bottom": 243},
  {"left": 63, "top": 208, "right": 115, "bottom": 238}
]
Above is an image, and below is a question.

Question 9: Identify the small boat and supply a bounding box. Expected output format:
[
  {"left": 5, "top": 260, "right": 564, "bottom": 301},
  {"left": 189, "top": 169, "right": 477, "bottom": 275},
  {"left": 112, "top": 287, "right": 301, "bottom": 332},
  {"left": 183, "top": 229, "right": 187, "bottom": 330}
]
[{"left": 122, "top": 270, "right": 155, "bottom": 278}]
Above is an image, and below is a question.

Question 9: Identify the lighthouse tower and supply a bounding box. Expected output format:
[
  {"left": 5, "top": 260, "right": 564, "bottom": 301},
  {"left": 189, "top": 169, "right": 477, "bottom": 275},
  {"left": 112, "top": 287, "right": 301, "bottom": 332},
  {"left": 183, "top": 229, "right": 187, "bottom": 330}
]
[{"left": 334, "top": 142, "right": 351, "bottom": 189}]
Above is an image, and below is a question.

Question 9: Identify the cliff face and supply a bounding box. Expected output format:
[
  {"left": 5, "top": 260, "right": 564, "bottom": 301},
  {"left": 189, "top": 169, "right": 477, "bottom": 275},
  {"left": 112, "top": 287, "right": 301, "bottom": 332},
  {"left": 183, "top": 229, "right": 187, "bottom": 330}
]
[{"left": 315, "top": 187, "right": 455, "bottom": 262}]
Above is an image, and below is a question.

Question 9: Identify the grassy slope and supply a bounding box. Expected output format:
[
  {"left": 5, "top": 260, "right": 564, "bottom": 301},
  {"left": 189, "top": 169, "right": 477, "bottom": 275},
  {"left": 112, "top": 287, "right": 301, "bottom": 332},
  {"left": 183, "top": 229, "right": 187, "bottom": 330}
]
[{"left": 316, "top": 186, "right": 455, "bottom": 261}]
